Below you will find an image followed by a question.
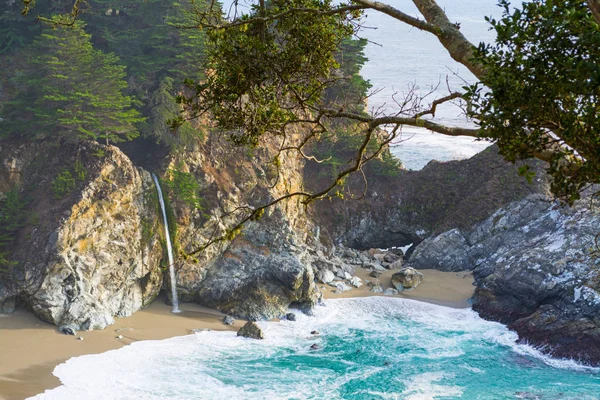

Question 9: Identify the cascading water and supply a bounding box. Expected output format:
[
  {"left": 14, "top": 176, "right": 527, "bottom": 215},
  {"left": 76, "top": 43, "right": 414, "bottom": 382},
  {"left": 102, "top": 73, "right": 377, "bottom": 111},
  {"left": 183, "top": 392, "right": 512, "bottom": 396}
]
[{"left": 152, "top": 173, "right": 181, "bottom": 313}]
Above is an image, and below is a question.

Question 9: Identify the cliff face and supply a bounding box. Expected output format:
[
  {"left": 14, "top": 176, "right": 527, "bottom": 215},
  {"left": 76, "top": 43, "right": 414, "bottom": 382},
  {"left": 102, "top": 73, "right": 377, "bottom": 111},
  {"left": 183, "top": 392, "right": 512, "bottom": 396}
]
[
  {"left": 0, "top": 140, "right": 163, "bottom": 329},
  {"left": 162, "top": 132, "right": 319, "bottom": 319},
  {"left": 311, "top": 146, "right": 546, "bottom": 250},
  {"left": 407, "top": 195, "right": 600, "bottom": 365}
]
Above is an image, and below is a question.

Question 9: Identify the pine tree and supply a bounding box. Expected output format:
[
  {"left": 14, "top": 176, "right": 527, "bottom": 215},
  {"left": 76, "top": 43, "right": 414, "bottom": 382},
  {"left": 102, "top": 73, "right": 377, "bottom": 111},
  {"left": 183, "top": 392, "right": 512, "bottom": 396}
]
[{"left": 4, "top": 18, "right": 143, "bottom": 144}]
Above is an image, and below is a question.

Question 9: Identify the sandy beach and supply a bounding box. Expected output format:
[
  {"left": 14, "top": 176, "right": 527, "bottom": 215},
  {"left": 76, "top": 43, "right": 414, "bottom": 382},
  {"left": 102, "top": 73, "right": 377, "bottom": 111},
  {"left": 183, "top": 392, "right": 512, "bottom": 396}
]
[{"left": 0, "top": 269, "right": 474, "bottom": 400}]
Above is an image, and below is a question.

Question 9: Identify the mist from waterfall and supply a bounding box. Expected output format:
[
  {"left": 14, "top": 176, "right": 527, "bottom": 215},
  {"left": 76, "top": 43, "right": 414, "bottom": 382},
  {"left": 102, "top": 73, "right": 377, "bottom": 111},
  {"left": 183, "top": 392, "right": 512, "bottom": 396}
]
[{"left": 152, "top": 173, "right": 181, "bottom": 314}]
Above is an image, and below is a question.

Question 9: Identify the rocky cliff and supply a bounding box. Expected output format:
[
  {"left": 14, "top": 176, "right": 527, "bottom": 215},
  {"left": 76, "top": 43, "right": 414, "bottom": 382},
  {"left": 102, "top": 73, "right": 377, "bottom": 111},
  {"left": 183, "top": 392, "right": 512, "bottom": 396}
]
[
  {"left": 160, "top": 132, "right": 319, "bottom": 319},
  {"left": 408, "top": 195, "right": 600, "bottom": 364},
  {"left": 0, "top": 139, "right": 163, "bottom": 329}
]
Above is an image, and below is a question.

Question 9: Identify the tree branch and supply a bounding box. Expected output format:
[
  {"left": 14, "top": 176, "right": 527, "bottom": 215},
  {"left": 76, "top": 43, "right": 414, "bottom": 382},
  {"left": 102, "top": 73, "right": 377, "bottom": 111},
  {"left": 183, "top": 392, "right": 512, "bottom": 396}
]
[{"left": 588, "top": 0, "right": 600, "bottom": 24}]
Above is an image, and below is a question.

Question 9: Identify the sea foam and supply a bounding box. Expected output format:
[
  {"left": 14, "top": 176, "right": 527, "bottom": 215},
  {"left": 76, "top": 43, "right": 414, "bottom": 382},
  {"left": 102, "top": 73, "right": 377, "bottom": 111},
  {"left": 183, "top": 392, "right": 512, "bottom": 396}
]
[{"left": 31, "top": 297, "right": 600, "bottom": 400}]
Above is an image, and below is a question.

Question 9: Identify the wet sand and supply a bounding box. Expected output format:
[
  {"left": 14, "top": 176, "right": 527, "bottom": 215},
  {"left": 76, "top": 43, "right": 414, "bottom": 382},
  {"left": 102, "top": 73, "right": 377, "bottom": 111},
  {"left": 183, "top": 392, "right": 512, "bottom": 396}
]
[
  {"left": 0, "top": 269, "right": 474, "bottom": 400},
  {"left": 0, "top": 298, "right": 236, "bottom": 400}
]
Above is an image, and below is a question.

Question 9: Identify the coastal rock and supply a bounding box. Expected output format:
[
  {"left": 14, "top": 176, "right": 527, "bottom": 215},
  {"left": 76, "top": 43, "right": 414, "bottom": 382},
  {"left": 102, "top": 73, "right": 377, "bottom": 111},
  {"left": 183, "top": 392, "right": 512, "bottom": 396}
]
[
  {"left": 410, "top": 195, "right": 600, "bottom": 365},
  {"left": 317, "top": 270, "right": 336, "bottom": 284},
  {"left": 223, "top": 316, "right": 235, "bottom": 326},
  {"left": 0, "top": 140, "right": 163, "bottom": 330},
  {"left": 285, "top": 312, "right": 296, "bottom": 321},
  {"left": 166, "top": 133, "right": 321, "bottom": 320},
  {"left": 350, "top": 276, "right": 363, "bottom": 288},
  {"left": 391, "top": 268, "right": 424, "bottom": 291},
  {"left": 59, "top": 324, "right": 79, "bottom": 336},
  {"left": 334, "top": 282, "right": 352, "bottom": 294},
  {"left": 408, "top": 229, "right": 473, "bottom": 272},
  {"left": 0, "top": 297, "right": 15, "bottom": 314},
  {"left": 383, "top": 288, "right": 399, "bottom": 295},
  {"left": 237, "top": 321, "right": 265, "bottom": 340},
  {"left": 369, "top": 270, "right": 382, "bottom": 278},
  {"left": 311, "top": 146, "right": 545, "bottom": 250},
  {"left": 370, "top": 285, "right": 384, "bottom": 293}
]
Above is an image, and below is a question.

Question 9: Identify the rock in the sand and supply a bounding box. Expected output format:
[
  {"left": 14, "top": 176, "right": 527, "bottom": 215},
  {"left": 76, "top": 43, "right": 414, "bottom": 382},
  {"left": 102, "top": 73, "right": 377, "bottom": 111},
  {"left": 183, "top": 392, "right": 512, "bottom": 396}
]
[
  {"left": 391, "top": 268, "right": 424, "bottom": 291},
  {"left": 285, "top": 313, "right": 297, "bottom": 321},
  {"left": 369, "top": 270, "right": 382, "bottom": 278},
  {"left": 237, "top": 321, "right": 265, "bottom": 339},
  {"left": 317, "top": 270, "right": 336, "bottom": 284},
  {"left": 59, "top": 324, "right": 79, "bottom": 336},
  {"left": 390, "top": 259, "right": 403, "bottom": 270},
  {"left": 370, "top": 285, "right": 384, "bottom": 293},
  {"left": 384, "top": 288, "right": 399, "bottom": 296},
  {"left": 364, "top": 262, "right": 386, "bottom": 271},
  {"left": 223, "top": 315, "right": 235, "bottom": 325},
  {"left": 383, "top": 253, "right": 400, "bottom": 263},
  {"left": 350, "top": 276, "right": 363, "bottom": 288},
  {"left": 334, "top": 282, "right": 352, "bottom": 294},
  {"left": 116, "top": 335, "right": 123, "bottom": 339},
  {"left": 77, "top": 337, "right": 84, "bottom": 341}
]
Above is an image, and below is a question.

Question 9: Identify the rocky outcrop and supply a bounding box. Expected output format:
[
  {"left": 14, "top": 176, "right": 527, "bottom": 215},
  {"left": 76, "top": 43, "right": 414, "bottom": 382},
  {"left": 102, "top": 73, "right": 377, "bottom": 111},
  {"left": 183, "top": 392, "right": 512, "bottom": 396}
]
[
  {"left": 0, "top": 139, "right": 163, "bottom": 330},
  {"left": 157, "top": 132, "right": 320, "bottom": 319},
  {"left": 409, "top": 194, "right": 600, "bottom": 365},
  {"left": 311, "top": 146, "right": 546, "bottom": 250}
]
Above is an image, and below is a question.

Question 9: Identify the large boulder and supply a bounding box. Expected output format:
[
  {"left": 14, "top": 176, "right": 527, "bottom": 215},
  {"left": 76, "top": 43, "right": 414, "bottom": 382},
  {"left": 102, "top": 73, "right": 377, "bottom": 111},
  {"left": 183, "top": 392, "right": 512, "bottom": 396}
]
[
  {"left": 0, "top": 140, "right": 163, "bottom": 329},
  {"left": 391, "top": 268, "right": 424, "bottom": 291}
]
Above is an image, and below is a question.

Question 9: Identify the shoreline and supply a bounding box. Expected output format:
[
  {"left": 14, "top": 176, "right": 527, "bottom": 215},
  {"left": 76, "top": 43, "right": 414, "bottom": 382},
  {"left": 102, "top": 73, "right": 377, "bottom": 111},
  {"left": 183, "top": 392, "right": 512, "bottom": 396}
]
[{"left": 0, "top": 269, "right": 474, "bottom": 400}]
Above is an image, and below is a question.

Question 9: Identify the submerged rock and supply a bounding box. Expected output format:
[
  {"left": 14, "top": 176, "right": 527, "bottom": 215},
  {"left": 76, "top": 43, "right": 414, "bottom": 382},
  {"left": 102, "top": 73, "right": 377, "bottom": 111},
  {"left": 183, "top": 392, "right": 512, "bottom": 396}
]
[
  {"left": 237, "top": 321, "right": 265, "bottom": 340},
  {"left": 391, "top": 268, "right": 424, "bottom": 291}
]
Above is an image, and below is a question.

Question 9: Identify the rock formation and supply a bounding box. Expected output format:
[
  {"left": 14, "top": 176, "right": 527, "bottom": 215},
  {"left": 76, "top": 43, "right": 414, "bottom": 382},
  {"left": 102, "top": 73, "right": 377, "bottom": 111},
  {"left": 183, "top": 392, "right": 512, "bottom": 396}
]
[
  {"left": 0, "top": 139, "right": 163, "bottom": 330},
  {"left": 408, "top": 194, "right": 600, "bottom": 364}
]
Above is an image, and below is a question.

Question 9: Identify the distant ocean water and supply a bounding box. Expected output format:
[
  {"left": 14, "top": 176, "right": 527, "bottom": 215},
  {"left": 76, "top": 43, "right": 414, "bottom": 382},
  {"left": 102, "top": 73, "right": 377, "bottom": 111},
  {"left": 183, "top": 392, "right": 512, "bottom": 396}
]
[
  {"left": 360, "top": 0, "right": 500, "bottom": 169},
  {"left": 33, "top": 298, "right": 600, "bottom": 399}
]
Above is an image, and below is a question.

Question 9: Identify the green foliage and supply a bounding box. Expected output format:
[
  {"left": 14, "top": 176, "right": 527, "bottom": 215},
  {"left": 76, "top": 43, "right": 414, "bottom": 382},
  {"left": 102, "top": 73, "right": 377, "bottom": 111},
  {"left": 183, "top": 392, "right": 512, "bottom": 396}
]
[
  {"left": 323, "top": 37, "right": 372, "bottom": 110},
  {"left": 163, "top": 166, "right": 204, "bottom": 210},
  {"left": 0, "top": 186, "right": 29, "bottom": 270},
  {"left": 468, "top": 0, "right": 600, "bottom": 204},
  {"left": 73, "top": 158, "right": 87, "bottom": 182},
  {"left": 51, "top": 170, "right": 76, "bottom": 199},
  {"left": 3, "top": 18, "right": 143, "bottom": 144},
  {"left": 175, "top": 0, "right": 360, "bottom": 146}
]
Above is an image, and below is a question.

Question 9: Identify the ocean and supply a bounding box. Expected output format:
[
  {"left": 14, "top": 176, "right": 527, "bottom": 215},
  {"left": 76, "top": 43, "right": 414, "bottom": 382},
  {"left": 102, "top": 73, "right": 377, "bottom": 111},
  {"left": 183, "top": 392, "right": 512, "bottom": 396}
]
[
  {"left": 33, "top": 298, "right": 600, "bottom": 399},
  {"left": 360, "top": 0, "right": 499, "bottom": 169}
]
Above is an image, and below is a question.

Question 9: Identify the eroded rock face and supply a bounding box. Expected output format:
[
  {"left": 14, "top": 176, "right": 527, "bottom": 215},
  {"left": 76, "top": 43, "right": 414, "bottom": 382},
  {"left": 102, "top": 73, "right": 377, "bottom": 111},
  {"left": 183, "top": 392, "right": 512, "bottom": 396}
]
[
  {"left": 161, "top": 133, "right": 320, "bottom": 319},
  {"left": 311, "top": 146, "right": 546, "bottom": 250},
  {"left": 0, "top": 140, "right": 163, "bottom": 329},
  {"left": 409, "top": 194, "right": 600, "bottom": 365}
]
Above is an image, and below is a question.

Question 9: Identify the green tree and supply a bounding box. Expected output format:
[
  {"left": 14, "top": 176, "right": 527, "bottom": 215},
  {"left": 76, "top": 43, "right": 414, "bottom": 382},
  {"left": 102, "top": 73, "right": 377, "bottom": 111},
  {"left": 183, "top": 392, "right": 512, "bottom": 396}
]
[
  {"left": 3, "top": 18, "right": 143, "bottom": 144},
  {"left": 168, "top": 0, "right": 600, "bottom": 205}
]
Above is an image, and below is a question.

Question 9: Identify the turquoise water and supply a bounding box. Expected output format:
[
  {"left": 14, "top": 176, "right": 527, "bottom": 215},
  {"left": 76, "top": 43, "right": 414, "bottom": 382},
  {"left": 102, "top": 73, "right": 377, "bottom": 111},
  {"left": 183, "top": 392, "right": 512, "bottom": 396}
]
[{"left": 34, "top": 298, "right": 600, "bottom": 399}]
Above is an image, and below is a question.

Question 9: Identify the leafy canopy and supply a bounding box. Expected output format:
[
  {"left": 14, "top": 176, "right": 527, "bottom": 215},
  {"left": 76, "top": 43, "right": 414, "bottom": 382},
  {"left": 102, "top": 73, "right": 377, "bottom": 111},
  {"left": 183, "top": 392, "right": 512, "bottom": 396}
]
[{"left": 469, "top": 0, "right": 600, "bottom": 203}]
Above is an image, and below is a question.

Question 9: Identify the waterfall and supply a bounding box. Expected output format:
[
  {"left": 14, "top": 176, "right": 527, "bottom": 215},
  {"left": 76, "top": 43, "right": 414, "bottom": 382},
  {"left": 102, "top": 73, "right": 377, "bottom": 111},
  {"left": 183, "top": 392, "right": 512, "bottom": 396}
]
[{"left": 152, "top": 173, "right": 181, "bottom": 313}]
